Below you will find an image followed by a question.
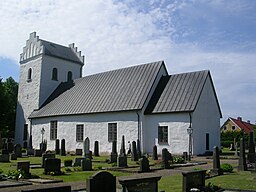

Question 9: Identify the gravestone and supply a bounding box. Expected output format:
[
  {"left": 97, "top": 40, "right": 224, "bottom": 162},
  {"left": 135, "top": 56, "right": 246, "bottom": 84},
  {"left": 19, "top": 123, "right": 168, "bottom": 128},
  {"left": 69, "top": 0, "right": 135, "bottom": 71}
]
[
  {"left": 34, "top": 149, "right": 43, "bottom": 157},
  {"left": 14, "top": 143, "right": 22, "bottom": 158},
  {"left": 162, "top": 148, "right": 170, "bottom": 169},
  {"left": 86, "top": 171, "right": 116, "bottom": 192},
  {"left": 81, "top": 158, "right": 92, "bottom": 171},
  {"left": 55, "top": 139, "right": 60, "bottom": 155},
  {"left": 119, "top": 175, "right": 161, "bottom": 192},
  {"left": 139, "top": 156, "right": 150, "bottom": 173},
  {"left": 131, "top": 141, "right": 138, "bottom": 161},
  {"left": 17, "top": 161, "right": 30, "bottom": 175},
  {"left": 73, "top": 157, "right": 86, "bottom": 167},
  {"left": 137, "top": 139, "right": 142, "bottom": 159},
  {"left": 182, "top": 170, "right": 206, "bottom": 192},
  {"left": 76, "top": 149, "right": 83, "bottom": 156},
  {"left": 42, "top": 153, "right": 55, "bottom": 168},
  {"left": 238, "top": 137, "right": 247, "bottom": 171},
  {"left": 152, "top": 145, "right": 158, "bottom": 160},
  {"left": 212, "top": 146, "right": 222, "bottom": 175},
  {"left": 0, "top": 154, "right": 9, "bottom": 162},
  {"left": 7, "top": 142, "right": 14, "bottom": 153},
  {"left": 94, "top": 141, "right": 99, "bottom": 156},
  {"left": 40, "top": 140, "right": 47, "bottom": 153},
  {"left": 44, "top": 158, "right": 61, "bottom": 175},
  {"left": 83, "top": 137, "right": 92, "bottom": 159},
  {"left": 27, "top": 148, "right": 35, "bottom": 156},
  {"left": 118, "top": 135, "right": 127, "bottom": 167},
  {"left": 60, "top": 139, "right": 66, "bottom": 156},
  {"left": 10, "top": 153, "right": 17, "bottom": 160},
  {"left": 234, "top": 142, "right": 239, "bottom": 157},
  {"left": 183, "top": 152, "right": 188, "bottom": 162},
  {"left": 120, "top": 135, "right": 126, "bottom": 156},
  {"left": 247, "top": 131, "right": 255, "bottom": 164},
  {"left": 110, "top": 141, "right": 118, "bottom": 163}
]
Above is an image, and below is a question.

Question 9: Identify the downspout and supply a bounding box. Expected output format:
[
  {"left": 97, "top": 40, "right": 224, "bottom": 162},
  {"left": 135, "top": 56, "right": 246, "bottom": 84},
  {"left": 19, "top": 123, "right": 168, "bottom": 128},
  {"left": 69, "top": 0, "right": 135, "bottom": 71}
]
[
  {"left": 29, "top": 118, "right": 33, "bottom": 149},
  {"left": 136, "top": 111, "right": 140, "bottom": 141}
]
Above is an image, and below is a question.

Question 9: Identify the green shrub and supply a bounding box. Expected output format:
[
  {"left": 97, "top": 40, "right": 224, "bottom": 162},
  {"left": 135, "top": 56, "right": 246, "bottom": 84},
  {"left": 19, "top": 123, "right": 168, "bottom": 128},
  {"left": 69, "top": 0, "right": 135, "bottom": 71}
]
[
  {"left": 64, "top": 160, "right": 73, "bottom": 167},
  {"left": 172, "top": 156, "right": 185, "bottom": 164},
  {"left": 73, "top": 166, "right": 82, "bottom": 171},
  {"left": 7, "top": 170, "right": 25, "bottom": 180},
  {"left": 64, "top": 167, "right": 72, "bottom": 172},
  {"left": 221, "top": 140, "right": 233, "bottom": 148},
  {"left": 221, "top": 163, "right": 233, "bottom": 172}
]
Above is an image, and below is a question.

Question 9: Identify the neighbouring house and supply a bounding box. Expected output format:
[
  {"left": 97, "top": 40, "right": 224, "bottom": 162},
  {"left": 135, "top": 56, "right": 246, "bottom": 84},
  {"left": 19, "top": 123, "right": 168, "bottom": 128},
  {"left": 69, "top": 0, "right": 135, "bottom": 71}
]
[
  {"left": 221, "top": 117, "right": 253, "bottom": 134},
  {"left": 15, "top": 32, "right": 222, "bottom": 155}
]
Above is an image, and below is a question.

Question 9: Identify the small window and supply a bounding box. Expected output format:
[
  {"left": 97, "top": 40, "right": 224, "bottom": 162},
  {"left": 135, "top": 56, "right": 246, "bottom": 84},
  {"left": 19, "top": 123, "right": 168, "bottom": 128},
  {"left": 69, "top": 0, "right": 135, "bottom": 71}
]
[
  {"left": 108, "top": 123, "right": 117, "bottom": 142},
  {"left": 50, "top": 121, "right": 57, "bottom": 140},
  {"left": 232, "top": 126, "right": 236, "bottom": 131},
  {"left": 76, "top": 124, "right": 84, "bottom": 142},
  {"left": 23, "top": 124, "right": 28, "bottom": 141},
  {"left": 52, "top": 68, "right": 58, "bottom": 80},
  {"left": 27, "top": 68, "right": 32, "bottom": 82},
  {"left": 67, "top": 71, "right": 72, "bottom": 81},
  {"left": 223, "top": 126, "right": 227, "bottom": 131},
  {"left": 158, "top": 126, "right": 168, "bottom": 144}
]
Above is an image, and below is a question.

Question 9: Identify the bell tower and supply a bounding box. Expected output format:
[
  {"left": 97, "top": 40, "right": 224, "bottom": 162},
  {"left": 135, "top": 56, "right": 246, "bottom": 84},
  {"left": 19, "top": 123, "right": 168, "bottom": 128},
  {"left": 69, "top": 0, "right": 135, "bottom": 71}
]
[{"left": 15, "top": 32, "right": 84, "bottom": 146}]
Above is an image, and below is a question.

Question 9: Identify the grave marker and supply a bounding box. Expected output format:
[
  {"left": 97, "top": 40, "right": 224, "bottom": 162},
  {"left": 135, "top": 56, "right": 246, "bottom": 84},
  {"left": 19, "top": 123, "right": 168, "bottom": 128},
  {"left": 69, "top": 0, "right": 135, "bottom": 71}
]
[
  {"left": 17, "top": 161, "right": 30, "bottom": 175},
  {"left": 182, "top": 170, "right": 206, "bottom": 192},
  {"left": 247, "top": 131, "right": 255, "bottom": 164},
  {"left": 42, "top": 153, "right": 55, "bottom": 168},
  {"left": 94, "top": 141, "right": 99, "bottom": 156},
  {"left": 238, "top": 137, "right": 247, "bottom": 171},
  {"left": 60, "top": 139, "right": 66, "bottom": 156},
  {"left": 131, "top": 141, "right": 138, "bottom": 161},
  {"left": 110, "top": 141, "right": 118, "bottom": 163},
  {"left": 14, "top": 143, "right": 22, "bottom": 158},
  {"left": 162, "top": 148, "right": 170, "bottom": 169},
  {"left": 137, "top": 139, "right": 142, "bottom": 159},
  {"left": 118, "top": 135, "right": 127, "bottom": 167},
  {"left": 212, "top": 146, "right": 222, "bottom": 175},
  {"left": 81, "top": 158, "right": 92, "bottom": 171},
  {"left": 44, "top": 158, "right": 61, "bottom": 175},
  {"left": 139, "top": 156, "right": 150, "bottom": 173},
  {"left": 55, "top": 139, "right": 60, "bottom": 155},
  {"left": 152, "top": 145, "right": 158, "bottom": 160}
]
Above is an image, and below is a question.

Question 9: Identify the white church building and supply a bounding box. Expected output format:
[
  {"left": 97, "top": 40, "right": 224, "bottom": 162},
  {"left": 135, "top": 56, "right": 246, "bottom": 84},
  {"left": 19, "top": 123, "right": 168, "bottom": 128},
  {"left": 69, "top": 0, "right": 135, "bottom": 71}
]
[{"left": 15, "top": 32, "right": 222, "bottom": 155}]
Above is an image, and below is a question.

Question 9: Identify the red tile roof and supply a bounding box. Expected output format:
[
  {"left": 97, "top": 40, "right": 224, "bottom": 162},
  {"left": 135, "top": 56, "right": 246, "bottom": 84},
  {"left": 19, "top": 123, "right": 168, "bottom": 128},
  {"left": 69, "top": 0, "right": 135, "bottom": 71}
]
[{"left": 230, "top": 117, "right": 253, "bottom": 133}]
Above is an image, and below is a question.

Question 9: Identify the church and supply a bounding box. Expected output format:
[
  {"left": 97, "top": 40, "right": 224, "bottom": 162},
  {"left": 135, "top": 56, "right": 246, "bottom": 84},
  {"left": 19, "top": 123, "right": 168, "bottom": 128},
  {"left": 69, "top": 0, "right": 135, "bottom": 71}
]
[{"left": 15, "top": 32, "right": 222, "bottom": 155}]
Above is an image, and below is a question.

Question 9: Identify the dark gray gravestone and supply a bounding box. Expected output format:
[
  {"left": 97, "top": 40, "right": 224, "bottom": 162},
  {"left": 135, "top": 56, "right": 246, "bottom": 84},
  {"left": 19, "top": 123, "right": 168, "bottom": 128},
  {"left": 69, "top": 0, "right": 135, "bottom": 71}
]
[
  {"left": 120, "top": 135, "right": 126, "bottom": 156},
  {"left": 60, "top": 139, "right": 66, "bottom": 156},
  {"left": 139, "top": 156, "right": 150, "bottom": 173},
  {"left": 238, "top": 137, "right": 247, "bottom": 171},
  {"left": 248, "top": 131, "right": 255, "bottom": 164},
  {"left": 84, "top": 137, "right": 90, "bottom": 157},
  {"left": 212, "top": 146, "right": 222, "bottom": 175},
  {"left": 34, "top": 149, "right": 43, "bottom": 157},
  {"left": 73, "top": 157, "right": 86, "bottom": 167},
  {"left": 152, "top": 145, "right": 158, "bottom": 160},
  {"left": 44, "top": 158, "right": 61, "bottom": 175},
  {"left": 20, "top": 186, "right": 71, "bottom": 192},
  {"left": 131, "top": 141, "right": 138, "bottom": 161},
  {"left": 76, "top": 149, "right": 83, "bottom": 156},
  {"left": 81, "top": 158, "right": 92, "bottom": 171},
  {"left": 42, "top": 153, "right": 55, "bottom": 168},
  {"left": 94, "top": 141, "right": 99, "bottom": 156},
  {"left": 182, "top": 170, "right": 206, "bottom": 192},
  {"left": 119, "top": 175, "right": 161, "bottom": 192},
  {"left": 40, "top": 140, "right": 47, "bottom": 153},
  {"left": 110, "top": 141, "right": 118, "bottom": 163},
  {"left": 14, "top": 144, "right": 22, "bottom": 158},
  {"left": 7, "top": 142, "right": 14, "bottom": 153},
  {"left": 10, "top": 153, "right": 17, "bottom": 160},
  {"left": 86, "top": 171, "right": 116, "bottom": 192},
  {"left": 137, "top": 139, "right": 142, "bottom": 159},
  {"left": 0, "top": 154, "right": 9, "bottom": 162},
  {"left": 55, "top": 139, "right": 60, "bottom": 155},
  {"left": 183, "top": 152, "right": 188, "bottom": 162},
  {"left": 162, "top": 148, "right": 170, "bottom": 169},
  {"left": 17, "top": 161, "right": 30, "bottom": 174}
]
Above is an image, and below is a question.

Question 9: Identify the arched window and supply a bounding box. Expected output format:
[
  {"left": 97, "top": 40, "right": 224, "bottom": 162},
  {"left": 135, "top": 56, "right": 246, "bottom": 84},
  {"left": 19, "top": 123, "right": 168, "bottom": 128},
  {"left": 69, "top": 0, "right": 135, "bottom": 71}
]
[
  {"left": 52, "top": 68, "right": 58, "bottom": 80},
  {"left": 27, "top": 68, "right": 32, "bottom": 82},
  {"left": 67, "top": 71, "right": 72, "bottom": 81}
]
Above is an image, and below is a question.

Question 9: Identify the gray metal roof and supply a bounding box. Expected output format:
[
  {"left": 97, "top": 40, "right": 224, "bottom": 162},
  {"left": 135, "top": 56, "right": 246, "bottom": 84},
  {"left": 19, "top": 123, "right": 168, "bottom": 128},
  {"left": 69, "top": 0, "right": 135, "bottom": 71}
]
[
  {"left": 29, "top": 61, "right": 164, "bottom": 118},
  {"left": 145, "top": 70, "right": 221, "bottom": 114},
  {"left": 41, "top": 40, "right": 83, "bottom": 64}
]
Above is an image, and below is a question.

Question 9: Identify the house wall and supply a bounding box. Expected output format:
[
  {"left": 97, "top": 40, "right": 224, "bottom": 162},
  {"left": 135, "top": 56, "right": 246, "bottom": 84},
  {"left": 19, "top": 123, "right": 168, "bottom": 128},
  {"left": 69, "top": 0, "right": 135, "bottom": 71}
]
[
  {"left": 221, "top": 120, "right": 241, "bottom": 132},
  {"left": 143, "top": 113, "right": 190, "bottom": 154},
  {"left": 192, "top": 75, "right": 221, "bottom": 154},
  {"left": 31, "top": 111, "right": 139, "bottom": 153}
]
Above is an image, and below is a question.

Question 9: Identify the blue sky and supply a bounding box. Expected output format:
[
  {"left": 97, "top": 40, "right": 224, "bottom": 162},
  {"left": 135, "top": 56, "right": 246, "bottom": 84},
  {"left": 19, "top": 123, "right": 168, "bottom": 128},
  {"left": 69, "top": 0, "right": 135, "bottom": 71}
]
[{"left": 0, "top": 0, "right": 255, "bottom": 124}]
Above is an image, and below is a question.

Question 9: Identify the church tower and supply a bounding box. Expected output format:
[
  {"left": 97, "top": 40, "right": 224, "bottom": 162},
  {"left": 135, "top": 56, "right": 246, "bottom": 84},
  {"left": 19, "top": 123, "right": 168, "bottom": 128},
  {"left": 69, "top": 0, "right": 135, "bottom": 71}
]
[{"left": 15, "top": 32, "right": 84, "bottom": 146}]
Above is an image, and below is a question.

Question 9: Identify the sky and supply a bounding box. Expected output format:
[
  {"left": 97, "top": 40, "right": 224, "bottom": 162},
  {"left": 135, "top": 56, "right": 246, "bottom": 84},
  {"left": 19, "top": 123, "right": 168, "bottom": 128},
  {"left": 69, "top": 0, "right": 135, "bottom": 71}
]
[{"left": 0, "top": 0, "right": 255, "bottom": 125}]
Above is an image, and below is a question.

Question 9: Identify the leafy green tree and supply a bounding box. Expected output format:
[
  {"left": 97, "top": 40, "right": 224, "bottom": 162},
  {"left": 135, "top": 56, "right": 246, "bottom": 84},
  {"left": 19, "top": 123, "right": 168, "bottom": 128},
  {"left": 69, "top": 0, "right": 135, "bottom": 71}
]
[{"left": 0, "top": 76, "right": 18, "bottom": 138}]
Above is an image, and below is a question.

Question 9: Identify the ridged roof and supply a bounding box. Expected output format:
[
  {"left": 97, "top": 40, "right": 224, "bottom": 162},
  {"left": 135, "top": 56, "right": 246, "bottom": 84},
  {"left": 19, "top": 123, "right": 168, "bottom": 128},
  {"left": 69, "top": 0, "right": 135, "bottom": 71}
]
[
  {"left": 229, "top": 117, "right": 253, "bottom": 133},
  {"left": 29, "top": 61, "right": 164, "bottom": 118},
  {"left": 145, "top": 70, "right": 220, "bottom": 114}
]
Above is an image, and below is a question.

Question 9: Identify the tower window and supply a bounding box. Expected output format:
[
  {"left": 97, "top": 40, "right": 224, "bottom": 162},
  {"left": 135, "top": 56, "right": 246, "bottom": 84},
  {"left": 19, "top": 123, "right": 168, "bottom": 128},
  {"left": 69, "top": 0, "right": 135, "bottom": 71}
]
[
  {"left": 67, "top": 71, "right": 72, "bottom": 81},
  {"left": 52, "top": 68, "right": 58, "bottom": 81},
  {"left": 27, "top": 68, "right": 32, "bottom": 82}
]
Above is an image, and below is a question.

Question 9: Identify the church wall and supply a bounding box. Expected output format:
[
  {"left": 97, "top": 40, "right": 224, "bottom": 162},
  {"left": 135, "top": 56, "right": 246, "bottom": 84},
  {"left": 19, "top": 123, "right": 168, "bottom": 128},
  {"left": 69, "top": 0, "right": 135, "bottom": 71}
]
[
  {"left": 192, "top": 75, "right": 221, "bottom": 154},
  {"left": 143, "top": 113, "right": 190, "bottom": 154},
  {"left": 31, "top": 111, "right": 139, "bottom": 153}
]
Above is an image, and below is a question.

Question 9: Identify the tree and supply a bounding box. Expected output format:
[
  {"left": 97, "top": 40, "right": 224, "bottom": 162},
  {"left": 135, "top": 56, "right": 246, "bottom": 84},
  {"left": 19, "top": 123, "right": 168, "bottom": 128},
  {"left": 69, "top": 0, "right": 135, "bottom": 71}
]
[{"left": 0, "top": 76, "right": 18, "bottom": 138}]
